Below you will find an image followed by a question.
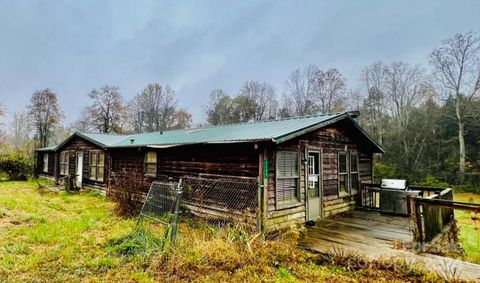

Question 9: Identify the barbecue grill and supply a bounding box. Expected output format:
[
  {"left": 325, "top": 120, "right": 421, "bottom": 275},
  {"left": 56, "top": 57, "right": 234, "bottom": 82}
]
[{"left": 378, "top": 179, "right": 420, "bottom": 215}]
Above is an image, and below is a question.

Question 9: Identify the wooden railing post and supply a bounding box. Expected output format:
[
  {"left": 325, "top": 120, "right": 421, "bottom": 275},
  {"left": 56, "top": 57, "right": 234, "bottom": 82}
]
[{"left": 411, "top": 197, "right": 424, "bottom": 248}]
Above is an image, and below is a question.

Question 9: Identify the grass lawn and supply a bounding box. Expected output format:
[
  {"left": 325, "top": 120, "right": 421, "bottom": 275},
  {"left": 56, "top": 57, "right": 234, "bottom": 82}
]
[
  {"left": 0, "top": 180, "right": 445, "bottom": 282},
  {"left": 454, "top": 192, "right": 480, "bottom": 264}
]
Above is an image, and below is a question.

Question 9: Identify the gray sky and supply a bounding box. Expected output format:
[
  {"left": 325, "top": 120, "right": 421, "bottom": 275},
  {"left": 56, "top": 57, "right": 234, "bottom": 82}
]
[{"left": 0, "top": 0, "right": 479, "bottom": 125}]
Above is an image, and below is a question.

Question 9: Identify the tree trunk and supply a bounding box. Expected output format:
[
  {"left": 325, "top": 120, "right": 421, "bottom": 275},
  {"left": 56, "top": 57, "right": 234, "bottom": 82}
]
[{"left": 455, "top": 98, "right": 466, "bottom": 183}]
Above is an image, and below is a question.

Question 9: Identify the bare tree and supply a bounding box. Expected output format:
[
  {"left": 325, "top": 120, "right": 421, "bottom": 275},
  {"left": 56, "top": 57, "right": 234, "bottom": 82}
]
[
  {"left": 285, "top": 65, "right": 318, "bottom": 116},
  {"left": 78, "top": 86, "right": 125, "bottom": 134},
  {"left": 27, "top": 89, "right": 63, "bottom": 148},
  {"left": 237, "top": 80, "right": 277, "bottom": 121},
  {"left": 170, "top": 109, "right": 192, "bottom": 130},
  {"left": 130, "top": 83, "right": 190, "bottom": 133},
  {"left": 9, "top": 112, "right": 33, "bottom": 152},
  {"left": 361, "top": 61, "right": 387, "bottom": 145},
  {"left": 311, "top": 68, "right": 348, "bottom": 114},
  {"left": 384, "top": 62, "right": 430, "bottom": 172},
  {"left": 0, "top": 101, "right": 5, "bottom": 148},
  {"left": 430, "top": 32, "right": 480, "bottom": 182}
]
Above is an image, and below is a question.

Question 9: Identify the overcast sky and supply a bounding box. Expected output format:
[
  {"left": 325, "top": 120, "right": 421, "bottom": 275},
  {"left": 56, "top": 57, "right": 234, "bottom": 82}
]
[{"left": 0, "top": 0, "right": 479, "bottom": 125}]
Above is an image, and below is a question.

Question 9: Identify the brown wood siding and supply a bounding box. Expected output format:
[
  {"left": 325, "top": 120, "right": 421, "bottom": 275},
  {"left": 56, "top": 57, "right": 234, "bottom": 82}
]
[
  {"left": 57, "top": 136, "right": 109, "bottom": 188},
  {"left": 109, "top": 143, "right": 260, "bottom": 193},
  {"left": 266, "top": 119, "right": 375, "bottom": 228}
]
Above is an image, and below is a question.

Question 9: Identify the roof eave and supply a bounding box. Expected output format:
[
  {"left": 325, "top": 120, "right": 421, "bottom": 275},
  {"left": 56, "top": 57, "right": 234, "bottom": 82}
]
[
  {"left": 272, "top": 113, "right": 384, "bottom": 153},
  {"left": 53, "top": 132, "right": 108, "bottom": 152},
  {"left": 272, "top": 113, "right": 348, "bottom": 144}
]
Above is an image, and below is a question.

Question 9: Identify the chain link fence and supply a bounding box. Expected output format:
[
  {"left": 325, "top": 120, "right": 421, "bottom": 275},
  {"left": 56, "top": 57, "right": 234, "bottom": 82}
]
[
  {"left": 136, "top": 176, "right": 260, "bottom": 248},
  {"left": 180, "top": 176, "right": 259, "bottom": 228},
  {"left": 137, "top": 180, "right": 182, "bottom": 250}
]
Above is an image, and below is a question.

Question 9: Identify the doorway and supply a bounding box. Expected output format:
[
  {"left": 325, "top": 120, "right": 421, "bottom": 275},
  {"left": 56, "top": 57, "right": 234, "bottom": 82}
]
[
  {"left": 307, "top": 151, "right": 322, "bottom": 221},
  {"left": 76, "top": 152, "right": 83, "bottom": 188}
]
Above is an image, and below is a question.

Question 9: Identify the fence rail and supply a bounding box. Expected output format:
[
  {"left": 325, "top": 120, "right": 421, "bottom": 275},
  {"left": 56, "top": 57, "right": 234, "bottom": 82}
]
[
  {"left": 357, "top": 183, "right": 381, "bottom": 211},
  {"left": 410, "top": 188, "right": 480, "bottom": 245}
]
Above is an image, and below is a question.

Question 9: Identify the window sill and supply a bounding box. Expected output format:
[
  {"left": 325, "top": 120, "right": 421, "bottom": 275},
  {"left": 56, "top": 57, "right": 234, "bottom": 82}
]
[
  {"left": 338, "top": 192, "right": 350, "bottom": 198},
  {"left": 144, "top": 174, "right": 157, "bottom": 178},
  {"left": 276, "top": 200, "right": 301, "bottom": 210}
]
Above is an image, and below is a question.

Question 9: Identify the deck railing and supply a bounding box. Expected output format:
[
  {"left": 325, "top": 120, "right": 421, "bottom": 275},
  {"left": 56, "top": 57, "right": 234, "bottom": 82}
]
[
  {"left": 410, "top": 188, "right": 480, "bottom": 247},
  {"left": 357, "top": 183, "right": 381, "bottom": 211},
  {"left": 410, "top": 188, "right": 455, "bottom": 245}
]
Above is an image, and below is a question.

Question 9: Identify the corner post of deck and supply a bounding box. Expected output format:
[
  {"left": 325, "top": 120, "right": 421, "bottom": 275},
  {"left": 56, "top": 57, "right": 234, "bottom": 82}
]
[{"left": 411, "top": 196, "right": 424, "bottom": 251}]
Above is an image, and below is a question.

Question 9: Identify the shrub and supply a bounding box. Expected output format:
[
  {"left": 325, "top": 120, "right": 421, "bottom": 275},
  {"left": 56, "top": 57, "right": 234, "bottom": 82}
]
[
  {"left": 454, "top": 183, "right": 480, "bottom": 194},
  {"left": 108, "top": 168, "right": 146, "bottom": 217},
  {"left": 374, "top": 162, "right": 401, "bottom": 182},
  {"left": 414, "top": 175, "right": 450, "bottom": 188},
  {"left": 0, "top": 153, "right": 32, "bottom": 181}
]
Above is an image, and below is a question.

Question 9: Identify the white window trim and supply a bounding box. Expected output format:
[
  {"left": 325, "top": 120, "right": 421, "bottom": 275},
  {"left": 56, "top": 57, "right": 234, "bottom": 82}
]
[
  {"left": 350, "top": 153, "right": 359, "bottom": 194},
  {"left": 43, "top": 153, "right": 49, "bottom": 173},
  {"left": 338, "top": 151, "right": 349, "bottom": 197},
  {"left": 144, "top": 151, "right": 157, "bottom": 177},
  {"left": 60, "top": 151, "right": 69, "bottom": 176},
  {"left": 89, "top": 151, "right": 105, "bottom": 182}
]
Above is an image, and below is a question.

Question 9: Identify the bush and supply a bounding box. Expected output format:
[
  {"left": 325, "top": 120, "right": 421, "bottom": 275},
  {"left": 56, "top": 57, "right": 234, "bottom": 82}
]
[
  {"left": 0, "top": 153, "right": 32, "bottom": 181},
  {"left": 414, "top": 175, "right": 449, "bottom": 188},
  {"left": 108, "top": 168, "right": 146, "bottom": 217},
  {"left": 454, "top": 183, "right": 480, "bottom": 194},
  {"left": 374, "top": 162, "right": 401, "bottom": 182}
]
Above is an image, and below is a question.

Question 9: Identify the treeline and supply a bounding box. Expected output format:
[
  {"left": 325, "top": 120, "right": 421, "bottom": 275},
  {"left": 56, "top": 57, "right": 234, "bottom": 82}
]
[{"left": 0, "top": 32, "right": 479, "bottom": 186}]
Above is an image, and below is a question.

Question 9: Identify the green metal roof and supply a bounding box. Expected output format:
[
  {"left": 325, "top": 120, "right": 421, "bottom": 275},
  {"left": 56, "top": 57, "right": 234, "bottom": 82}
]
[
  {"left": 36, "top": 146, "right": 57, "bottom": 151},
  {"left": 81, "top": 133, "right": 129, "bottom": 146},
  {"left": 42, "top": 112, "right": 384, "bottom": 153},
  {"left": 112, "top": 112, "right": 344, "bottom": 147}
]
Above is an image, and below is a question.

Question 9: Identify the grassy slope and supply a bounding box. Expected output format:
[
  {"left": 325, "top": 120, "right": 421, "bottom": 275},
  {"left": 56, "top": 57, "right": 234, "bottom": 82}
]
[
  {"left": 454, "top": 192, "right": 480, "bottom": 264},
  {"left": 0, "top": 181, "right": 443, "bottom": 282}
]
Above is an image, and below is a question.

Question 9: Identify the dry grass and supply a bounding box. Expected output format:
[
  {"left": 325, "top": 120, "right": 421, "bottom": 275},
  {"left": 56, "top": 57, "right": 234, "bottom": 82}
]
[{"left": 0, "top": 180, "right": 449, "bottom": 282}]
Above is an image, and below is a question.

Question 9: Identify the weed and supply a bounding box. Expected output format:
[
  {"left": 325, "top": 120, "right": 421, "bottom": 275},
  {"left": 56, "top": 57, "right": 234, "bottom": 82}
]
[{"left": 106, "top": 225, "right": 164, "bottom": 258}]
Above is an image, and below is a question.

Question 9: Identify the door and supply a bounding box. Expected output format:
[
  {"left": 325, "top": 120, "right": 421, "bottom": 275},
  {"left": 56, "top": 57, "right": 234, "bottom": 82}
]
[
  {"left": 76, "top": 152, "right": 83, "bottom": 188},
  {"left": 307, "top": 151, "right": 321, "bottom": 221}
]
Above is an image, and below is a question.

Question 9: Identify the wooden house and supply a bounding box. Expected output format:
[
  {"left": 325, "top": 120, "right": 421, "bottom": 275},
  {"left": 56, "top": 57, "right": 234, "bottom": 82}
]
[{"left": 36, "top": 112, "right": 383, "bottom": 230}]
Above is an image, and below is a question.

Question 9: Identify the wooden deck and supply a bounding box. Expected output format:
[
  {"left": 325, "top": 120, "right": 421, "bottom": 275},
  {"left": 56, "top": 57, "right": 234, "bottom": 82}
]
[{"left": 302, "top": 210, "right": 480, "bottom": 282}]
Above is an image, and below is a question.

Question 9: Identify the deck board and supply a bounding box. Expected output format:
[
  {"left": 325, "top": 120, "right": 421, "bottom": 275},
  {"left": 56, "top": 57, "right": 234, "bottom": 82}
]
[{"left": 302, "top": 210, "right": 480, "bottom": 282}]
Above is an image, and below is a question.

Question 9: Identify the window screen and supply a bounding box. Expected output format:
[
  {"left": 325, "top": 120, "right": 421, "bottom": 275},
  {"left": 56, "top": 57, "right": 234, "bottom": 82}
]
[{"left": 276, "top": 151, "right": 299, "bottom": 205}]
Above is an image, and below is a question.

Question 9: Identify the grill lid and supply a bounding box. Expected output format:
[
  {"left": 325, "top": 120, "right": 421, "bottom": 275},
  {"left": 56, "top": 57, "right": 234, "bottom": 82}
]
[{"left": 381, "top": 179, "right": 407, "bottom": 190}]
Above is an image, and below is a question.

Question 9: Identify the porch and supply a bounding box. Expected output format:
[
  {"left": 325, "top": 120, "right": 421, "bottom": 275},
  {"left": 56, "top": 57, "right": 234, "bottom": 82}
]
[{"left": 302, "top": 210, "right": 480, "bottom": 281}]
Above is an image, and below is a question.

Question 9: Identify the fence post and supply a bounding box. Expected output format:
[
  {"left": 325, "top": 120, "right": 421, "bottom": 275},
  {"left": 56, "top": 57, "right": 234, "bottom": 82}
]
[
  {"left": 411, "top": 197, "right": 424, "bottom": 250},
  {"left": 170, "top": 178, "right": 183, "bottom": 246},
  {"left": 257, "top": 178, "right": 263, "bottom": 232}
]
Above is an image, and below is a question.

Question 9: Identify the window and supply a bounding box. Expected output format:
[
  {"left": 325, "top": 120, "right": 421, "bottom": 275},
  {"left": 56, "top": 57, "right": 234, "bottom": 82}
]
[
  {"left": 307, "top": 152, "right": 320, "bottom": 198},
  {"left": 60, "top": 151, "right": 69, "bottom": 175},
  {"left": 338, "top": 153, "right": 348, "bottom": 195},
  {"left": 350, "top": 154, "right": 359, "bottom": 193},
  {"left": 43, "top": 153, "right": 49, "bottom": 173},
  {"left": 276, "top": 151, "right": 300, "bottom": 206},
  {"left": 144, "top": 151, "right": 157, "bottom": 176},
  {"left": 90, "top": 151, "right": 105, "bottom": 182}
]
